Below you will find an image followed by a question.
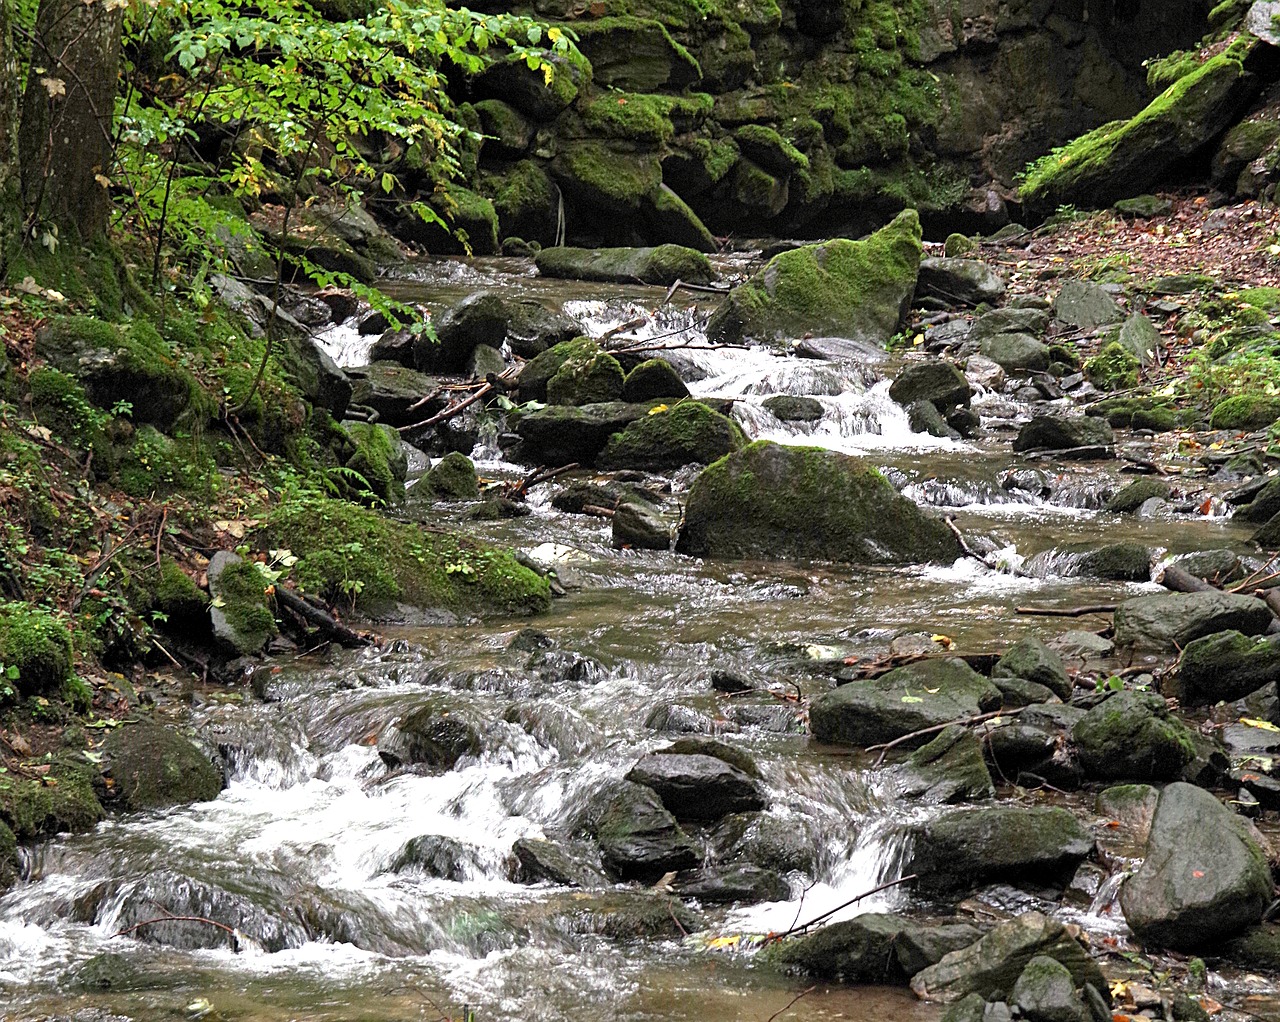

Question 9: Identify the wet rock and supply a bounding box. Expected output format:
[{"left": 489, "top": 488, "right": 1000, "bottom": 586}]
[
  {"left": 424, "top": 452, "right": 479, "bottom": 499},
  {"left": 1105, "top": 479, "right": 1171, "bottom": 513},
  {"left": 612, "top": 502, "right": 672, "bottom": 550},
  {"left": 673, "top": 864, "right": 790, "bottom": 904},
  {"left": 377, "top": 703, "right": 482, "bottom": 770},
  {"left": 538, "top": 890, "right": 705, "bottom": 940},
  {"left": 1053, "top": 282, "right": 1124, "bottom": 331},
  {"left": 1072, "top": 691, "right": 1196, "bottom": 782},
  {"left": 1113, "top": 314, "right": 1162, "bottom": 363},
  {"left": 910, "top": 911, "right": 1107, "bottom": 1003},
  {"left": 504, "top": 301, "right": 582, "bottom": 359},
  {"left": 1120, "top": 782, "right": 1273, "bottom": 950},
  {"left": 622, "top": 359, "right": 689, "bottom": 403},
  {"left": 992, "top": 636, "right": 1072, "bottom": 701},
  {"left": 979, "top": 332, "right": 1050, "bottom": 373},
  {"left": 512, "top": 837, "right": 608, "bottom": 888},
  {"left": 390, "top": 835, "right": 476, "bottom": 880},
  {"left": 714, "top": 811, "right": 821, "bottom": 875},
  {"left": 551, "top": 480, "right": 630, "bottom": 515},
  {"left": 971, "top": 308, "right": 1051, "bottom": 343},
  {"left": 1010, "top": 955, "right": 1089, "bottom": 1022},
  {"left": 917, "top": 258, "right": 1007, "bottom": 307},
  {"left": 658, "top": 737, "right": 760, "bottom": 777},
  {"left": 1048, "top": 630, "right": 1114, "bottom": 660},
  {"left": 1013, "top": 415, "right": 1114, "bottom": 452},
  {"left": 948, "top": 407, "right": 981, "bottom": 437},
  {"left": 763, "top": 395, "right": 825, "bottom": 421},
  {"left": 1169, "top": 548, "right": 1244, "bottom": 585},
  {"left": 1097, "top": 784, "right": 1159, "bottom": 852},
  {"left": 809, "top": 658, "right": 1001, "bottom": 748},
  {"left": 1113, "top": 590, "right": 1273, "bottom": 650},
  {"left": 503, "top": 701, "right": 596, "bottom": 758},
  {"left": 908, "top": 400, "right": 960, "bottom": 439},
  {"left": 594, "top": 781, "right": 702, "bottom": 881},
  {"left": 101, "top": 721, "right": 223, "bottom": 810},
  {"left": 707, "top": 668, "right": 756, "bottom": 693},
  {"left": 908, "top": 806, "right": 1093, "bottom": 896},
  {"left": 600, "top": 401, "right": 746, "bottom": 470},
  {"left": 993, "top": 677, "right": 1060, "bottom": 707},
  {"left": 370, "top": 327, "right": 415, "bottom": 367},
  {"left": 424, "top": 292, "right": 509, "bottom": 371},
  {"left": 468, "top": 343, "right": 506, "bottom": 379},
  {"left": 347, "top": 363, "right": 442, "bottom": 426},
  {"left": 1236, "top": 477, "right": 1280, "bottom": 523},
  {"left": 1169, "top": 630, "right": 1280, "bottom": 706},
  {"left": 707, "top": 210, "right": 921, "bottom": 345},
  {"left": 207, "top": 551, "right": 275, "bottom": 655},
  {"left": 1076, "top": 542, "right": 1152, "bottom": 582},
  {"left": 677, "top": 441, "right": 960, "bottom": 564},
  {"left": 644, "top": 703, "right": 716, "bottom": 734},
  {"left": 516, "top": 401, "right": 656, "bottom": 464},
  {"left": 965, "top": 355, "right": 1007, "bottom": 391},
  {"left": 895, "top": 725, "right": 995, "bottom": 803},
  {"left": 536, "top": 245, "right": 713, "bottom": 287},
  {"left": 770, "top": 912, "right": 983, "bottom": 983},
  {"left": 625, "top": 753, "right": 766, "bottom": 821}
]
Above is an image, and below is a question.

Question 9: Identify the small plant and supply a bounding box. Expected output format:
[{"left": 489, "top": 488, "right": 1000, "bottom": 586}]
[{"left": 0, "top": 661, "right": 19, "bottom": 700}]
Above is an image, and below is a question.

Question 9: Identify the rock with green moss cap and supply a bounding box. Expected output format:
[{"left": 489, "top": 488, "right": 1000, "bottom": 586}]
[
  {"left": 397, "top": 183, "right": 499, "bottom": 256},
  {"left": 0, "top": 603, "right": 73, "bottom": 698},
  {"left": 426, "top": 452, "right": 479, "bottom": 499},
  {"left": 535, "top": 244, "right": 712, "bottom": 286},
  {"left": 343, "top": 421, "right": 408, "bottom": 504},
  {"left": 551, "top": 143, "right": 663, "bottom": 216},
  {"left": 600, "top": 401, "right": 745, "bottom": 470},
  {"left": 1211, "top": 393, "right": 1280, "bottom": 430},
  {"left": 644, "top": 185, "right": 717, "bottom": 253},
  {"left": 207, "top": 552, "right": 276, "bottom": 655},
  {"left": 266, "top": 495, "right": 550, "bottom": 619},
  {"left": 1021, "top": 42, "right": 1262, "bottom": 212},
  {"left": 1085, "top": 342, "right": 1139, "bottom": 390},
  {"left": 707, "top": 210, "right": 922, "bottom": 345},
  {"left": 992, "top": 635, "right": 1072, "bottom": 700},
  {"left": 733, "top": 124, "right": 809, "bottom": 175},
  {"left": 1072, "top": 691, "right": 1197, "bottom": 782},
  {"left": 944, "top": 233, "right": 978, "bottom": 258},
  {"left": 472, "top": 98, "right": 534, "bottom": 160},
  {"left": 1169, "top": 630, "right": 1280, "bottom": 706},
  {"left": 101, "top": 720, "right": 223, "bottom": 810},
  {"left": 677, "top": 440, "right": 959, "bottom": 563},
  {"left": 0, "top": 754, "right": 104, "bottom": 840},
  {"left": 889, "top": 361, "right": 971, "bottom": 412},
  {"left": 1120, "top": 782, "right": 1272, "bottom": 950},
  {"left": 546, "top": 346, "right": 626, "bottom": 406},
  {"left": 1105, "top": 478, "right": 1170, "bottom": 513},
  {"left": 519, "top": 337, "right": 597, "bottom": 402},
  {"left": 567, "top": 16, "right": 701, "bottom": 91},
  {"left": 1114, "top": 194, "right": 1174, "bottom": 217},
  {"left": 1077, "top": 542, "right": 1152, "bottom": 582},
  {"left": 895, "top": 725, "right": 994, "bottom": 804},
  {"left": 516, "top": 401, "right": 658, "bottom": 464},
  {"left": 763, "top": 395, "right": 824, "bottom": 421},
  {"left": 622, "top": 359, "right": 689, "bottom": 403},
  {"left": 473, "top": 53, "right": 584, "bottom": 120},
  {"left": 154, "top": 558, "right": 210, "bottom": 623},
  {"left": 484, "top": 160, "right": 559, "bottom": 247}
]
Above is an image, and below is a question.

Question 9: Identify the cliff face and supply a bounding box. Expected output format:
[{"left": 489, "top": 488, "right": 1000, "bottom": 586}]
[{"left": 416, "top": 0, "right": 1211, "bottom": 249}]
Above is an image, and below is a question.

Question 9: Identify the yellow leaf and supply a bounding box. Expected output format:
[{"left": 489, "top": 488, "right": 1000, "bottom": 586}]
[
  {"left": 548, "top": 26, "right": 562, "bottom": 42},
  {"left": 705, "top": 935, "right": 741, "bottom": 949},
  {"left": 931, "top": 634, "right": 953, "bottom": 648},
  {"left": 648, "top": 404, "right": 669, "bottom": 415},
  {"left": 40, "top": 77, "right": 66, "bottom": 98},
  {"left": 94, "top": 174, "right": 111, "bottom": 189},
  {"left": 1241, "top": 717, "right": 1280, "bottom": 733}
]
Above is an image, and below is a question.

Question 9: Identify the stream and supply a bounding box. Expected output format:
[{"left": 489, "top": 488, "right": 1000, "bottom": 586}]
[{"left": 0, "top": 255, "right": 1268, "bottom": 1022}]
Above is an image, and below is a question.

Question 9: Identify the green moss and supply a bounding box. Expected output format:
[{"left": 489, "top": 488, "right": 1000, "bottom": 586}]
[
  {"left": 0, "top": 602, "right": 73, "bottom": 698},
  {"left": 214, "top": 559, "right": 277, "bottom": 653},
  {"left": 1210, "top": 394, "right": 1280, "bottom": 430},
  {"left": 1145, "top": 49, "right": 1203, "bottom": 92},
  {"left": 600, "top": 400, "right": 746, "bottom": 469},
  {"left": 0, "top": 754, "right": 103, "bottom": 841},
  {"left": 424, "top": 184, "right": 500, "bottom": 256},
  {"left": 117, "top": 425, "right": 218, "bottom": 498},
  {"left": 26, "top": 367, "right": 112, "bottom": 465},
  {"left": 1238, "top": 287, "right": 1280, "bottom": 312},
  {"left": 343, "top": 421, "right": 406, "bottom": 505},
  {"left": 154, "top": 558, "right": 209, "bottom": 620},
  {"left": 520, "top": 337, "right": 600, "bottom": 402},
  {"left": 266, "top": 496, "right": 550, "bottom": 617},
  {"left": 425, "top": 452, "right": 479, "bottom": 500},
  {"left": 944, "top": 233, "right": 978, "bottom": 258},
  {"left": 483, "top": 160, "right": 558, "bottom": 244},
  {"left": 553, "top": 142, "right": 663, "bottom": 212},
  {"left": 547, "top": 347, "right": 626, "bottom": 406},
  {"left": 694, "top": 135, "right": 740, "bottom": 185},
  {"left": 734, "top": 123, "right": 809, "bottom": 174},
  {"left": 1085, "top": 342, "right": 1140, "bottom": 391},
  {"left": 579, "top": 92, "right": 711, "bottom": 145}
]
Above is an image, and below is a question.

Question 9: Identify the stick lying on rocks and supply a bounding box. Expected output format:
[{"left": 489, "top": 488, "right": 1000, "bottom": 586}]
[
  {"left": 1016, "top": 604, "right": 1117, "bottom": 618},
  {"left": 1157, "top": 564, "right": 1215, "bottom": 594},
  {"left": 275, "top": 587, "right": 369, "bottom": 647},
  {"left": 840, "top": 650, "right": 999, "bottom": 681},
  {"left": 866, "top": 707, "right": 1026, "bottom": 765}
]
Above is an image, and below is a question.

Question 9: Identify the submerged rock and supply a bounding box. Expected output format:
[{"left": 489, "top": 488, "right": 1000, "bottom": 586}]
[
  {"left": 512, "top": 837, "right": 608, "bottom": 889},
  {"left": 1120, "top": 782, "right": 1273, "bottom": 950},
  {"left": 377, "top": 703, "right": 482, "bottom": 770},
  {"left": 809, "top": 659, "right": 1001, "bottom": 748},
  {"left": 612, "top": 502, "right": 672, "bottom": 550},
  {"left": 1113, "top": 590, "right": 1273, "bottom": 650},
  {"left": 707, "top": 210, "right": 922, "bottom": 345},
  {"left": 908, "top": 806, "right": 1093, "bottom": 896},
  {"left": 676, "top": 441, "right": 959, "bottom": 563},
  {"left": 673, "top": 864, "right": 790, "bottom": 905}
]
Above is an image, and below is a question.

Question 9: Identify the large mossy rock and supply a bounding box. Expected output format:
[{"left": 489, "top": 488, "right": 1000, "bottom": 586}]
[
  {"left": 908, "top": 806, "right": 1093, "bottom": 896},
  {"left": 1009, "top": 956, "right": 1090, "bottom": 1022},
  {"left": 535, "top": 244, "right": 712, "bottom": 286},
  {"left": 600, "top": 401, "right": 746, "bottom": 470},
  {"left": 1071, "top": 691, "right": 1196, "bottom": 782},
  {"left": 1120, "top": 782, "right": 1273, "bottom": 950},
  {"left": 1113, "top": 590, "right": 1272, "bottom": 650},
  {"left": 706, "top": 209, "right": 922, "bottom": 345},
  {"left": 206, "top": 551, "right": 276, "bottom": 655},
  {"left": 769, "top": 912, "right": 983, "bottom": 983},
  {"left": 1170, "top": 629, "right": 1280, "bottom": 705},
  {"left": 546, "top": 346, "right": 626, "bottom": 407},
  {"left": 0, "top": 603, "right": 73, "bottom": 697},
  {"left": 911, "top": 912, "right": 1107, "bottom": 1003},
  {"left": 894, "top": 725, "right": 995, "bottom": 803},
  {"left": 516, "top": 401, "right": 657, "bottom": 464},
  {"left": 809, "top": 659, "right": 1001, "bottom": 748},
  {"left": 101, "top": 721, "right": 223, "bottom": 811},
  {"left": 424, "top": 452, "right": 479, "bottom": 500},
  {"left": 1021, "top": 41, "right": 1263, "bottom": 213},
  {"left": 341, "top": 421, "right": 407, "bottom": 505},
  {"left": 676, "top": 440, "right": 959, "bottom": 563},
  {"left": 550, "top": 143, "right": 664, "bottom": 217}
]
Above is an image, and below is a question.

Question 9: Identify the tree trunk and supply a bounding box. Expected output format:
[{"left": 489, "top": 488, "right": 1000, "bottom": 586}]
[
  {"left": 18, "top": 0, "right": 122, "bottom": 242},
  {"left": 0, "top": 0, "right": 20, "bottom": 266}
]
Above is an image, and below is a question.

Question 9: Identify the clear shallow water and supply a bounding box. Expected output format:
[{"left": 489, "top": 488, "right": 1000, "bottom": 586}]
[{"left": 2, "top": 257, "right": 1270, "bottom": 1022}]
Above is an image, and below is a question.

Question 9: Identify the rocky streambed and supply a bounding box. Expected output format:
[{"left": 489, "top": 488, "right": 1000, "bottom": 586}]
[{"left": 9, "top": 206, "right": 1280, "bottom": 1022}]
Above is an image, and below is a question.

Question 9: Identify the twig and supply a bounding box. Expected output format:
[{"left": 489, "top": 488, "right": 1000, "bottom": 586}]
[
  {"left": 405, "top": 385, "right": 443, "bottom": 414},
  {"left": 1015, "top": 604, "right": 1117, "bottom": 617},
  {"left": 867, "top": 708, "right": 1026, "bottom": 765},
  {"left": 945, "top": 516, "right": 981, "bottom": 559},
  {"left": 115, "top": 915, "right": 239, "bottom": 939},
  {"left": 765, "top": 986, "right": 816, "bottom": 1022},
  {"left": 600, "top": 316, "right": 647, "bottom": 341},
  {"left": 581, "top": 504, "right": 616, "bottom": 519},
  {"left": 398, "top": 384, "right": 491, "bottom": 433},
  {"left": 275, "top": 587, "right": 369, "bottom": 647},
  {"left": 765, "top": 874, "right": 918, "bottom": 941}
]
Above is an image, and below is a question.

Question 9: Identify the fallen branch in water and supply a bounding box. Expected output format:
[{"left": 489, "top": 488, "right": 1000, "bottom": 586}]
[
  {"left": 275, "top": 586, "right": 369, "bottom": 647},
  {"left": 581, "top": 504, "right": 616, "bottom": 519},
  {"left": 115, "top": 915, "right": 239, "bottom": 940},
  {"left": 1015, "top": 604, "right": 1116, "bottom": 618},
  {"left": 764, "top": 874, "right": 918, "bottom": 941},
  {"left": 1158, "top": 564, "right": 1215, "bottom": 594},
  {"left": 866, "top": 708, "right": 1026, "bottom": 766},
  {"left": 503, "top": 462, "right": 579, "bottom": 500},
  {"left": 398, "top": 383, "right": 491, "bottom": 433},
  {"left": 764, "top": 986, "right": 817, "bottom": 1022},
  {"left": 945, "top": 516, "right": 983, "bottom": 560}
]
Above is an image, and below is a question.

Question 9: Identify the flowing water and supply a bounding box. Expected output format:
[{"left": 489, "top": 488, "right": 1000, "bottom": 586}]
[{"left": 0, "top": 256, "right": 1267, "bottom": 1021}]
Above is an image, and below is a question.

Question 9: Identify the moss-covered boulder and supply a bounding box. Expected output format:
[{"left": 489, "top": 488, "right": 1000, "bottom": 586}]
[
  {"left": 154, "top": 558, "right": 210, "bottom": 623},
  {"left": 342, "top": 421, "right": 407, "bottom": 505},
  {"left": 266, "top": 496, "right": 550, "bottom": 618},
  {"left": 473, "top": 53, "right": 583, "bottom": 120},
  {"left": 0, "top": 754, "right": 104, "bottom": 841},
  {"left": 1169, "top": 630, "right": 1280, "bottom": 706},
  {"left": 1021, "top": 41, "right": 1262, "bottom": 212},
  {"left": 1105, "top": 478, "right": 1170, "bottom": 513},
  {"left": 810, "top": 658, "right": 1001, "bottom": 748},
  {"left": 473, "top": 98, "right": 534, "bottom": 160},
  {"left": 0, "top": 603, "right": 73, "bottom": 699},
  {"left": 207, "top": 551, "right": 276, "bottom": 655},
  {"left": 1114, "top": 590, "right": 1273, "bottom": 650},
  {"left": 1210, "top": 393, "right": 1280, "bottom": 430},
  {"left": 535, "top": 244, "right": 712, "bottom": 286},
  {"left": 677, "top": 440, "right": 959, "bottom": 563},
  {"left": 101, "top": 721, "right": 223, "bottom": 811},
  {"left": 483, "top": 160, "right": 559, "bottom": 247},
  {"left": 566, "top": 16, "right": 701, "bottom": 91},
  {"left": 894, "top": 725, "right": 995, "bottom": 804},
  {"left": 1072, "top": 691, "right": 1197, "bottom": 782},
  {"left": 519, "top": 337, "right": 598, "bottom": 403},
  {"left": 551, "top": 143, "right": 663, "bottom": 216},
  {"left": 1084, "top": 342, "right": 1140, "bottom": 391},
  {"left": 425, "top": 452, "right": 480, "bottom": 500},
  {"left": 546, "top": 346, "right": 626, "bottom": 406},
  {"left": 706, "top": 209, "right": 922, "bottom": 345},
  {"left": 600, "top": 401, "right": 745, "bottom": 470},
  {"left": 622, "top": 359, "right": 689, "bottom": 402},
  {"left": 644, "top": 184, "right": 717, "bottom": 253},
  {"left": 1013, "top": 414, "right": 1114, "bottom": 452},
  {"left": 516, "top": 401, "right": 658, "bottom": 464},
  {"left": 991, "top": 635, "right": 1071, "bottom": 701},
  {"left": 889, "top": 361, "right": 971, "bottom": 412},
  {"left": 397, "top": 183, "right": 500, "bottom": 256}
]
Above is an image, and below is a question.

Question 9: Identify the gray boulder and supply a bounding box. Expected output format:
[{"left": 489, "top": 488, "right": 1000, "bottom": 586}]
[
  {"left": 612, "top": 502, "right": 672, "bottom": 551},
  {"left": 763, "top": 395, "right": 825, "bottom": 421},
  {"left": 1105, "top": 479, "right": 1170, "bottom": 513},
  {"left": 810, "top": 659, "right": 1001, "bottom": 748},
  {"left": 1120, "top": 782, "right": 1273, "bottom": 950},
  {"left": 515, "top": 402, "right": 656, "bottom": 464},
  {"left": 1053, "top": 282, "right": 1124, "bottom": 331},
  {"left": 1014, "top": 415, "right": 1114, "bottom": 452},
  {"left": 917, "top": 257, "right": 1007, "bottom": 307},
  {"left": 1113, "top": 314, "right": 1161, "bottom": 363},
  {"left": 971, "top": 308, "right": 1050, "bottom": 343},
  {"left": 1113, "top": 590, "right": 1273, "bottom": 650},
  {"left": 889, "top": 361, "right": 972, "bottom": 412},
  {"left": 1010, "top": 956, "right": 1088, "bottom": 1022},
  {"left": 625, "top": 753, "right": 766, "bottom": 821},
  {"left": 895, "top": 725, "right": 995, "bottom": 803},
  {"left": 911, "top": 911, "right": 1107, "bottom": 1003},
  {"left": 594, "top": 782, "right": 702, "bottom": 881},
  {"left": 992, "top": 635, "right": 1072, "bottom": 700},
  {"left": 536, "top": 245, "right": 713, "bottom": 287},
  {"left": 1170, "top": 630, "right": 1280, "bottom": 706},
  {"left": 512, "top": 837, "right": 608, "bottom": 889},
  {"left": 377, "top": 702, "right": 482, "bottom": 770},
  {"left": 908, "top": 806, "right": 1093, "bottom": 896},
  {"left": 1071, "top": 691, "right": 1196, "bottom": 782},
  {"left": 980, "top": 333, "right": 1050, "bottom": 373}
]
